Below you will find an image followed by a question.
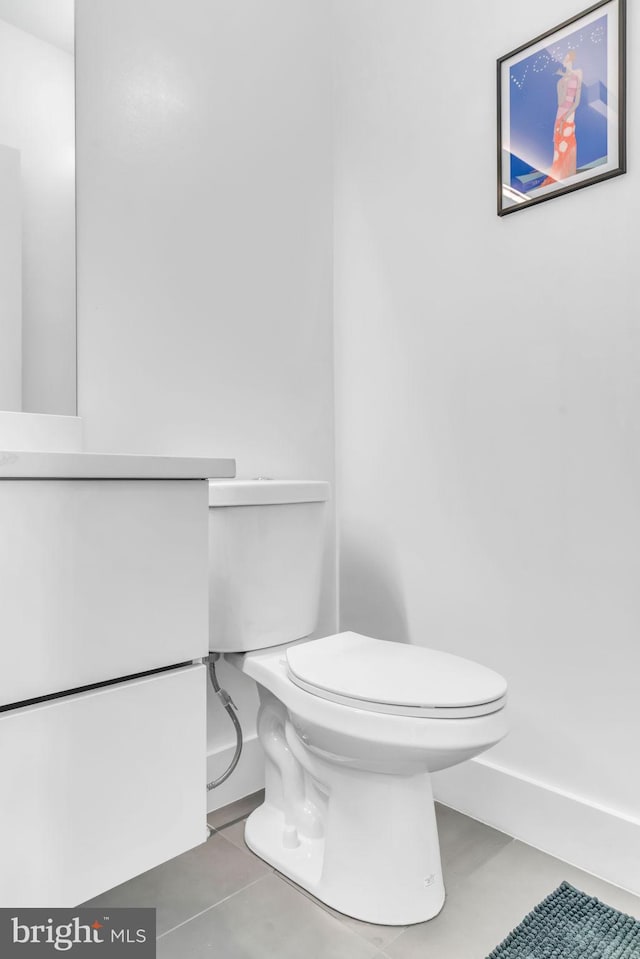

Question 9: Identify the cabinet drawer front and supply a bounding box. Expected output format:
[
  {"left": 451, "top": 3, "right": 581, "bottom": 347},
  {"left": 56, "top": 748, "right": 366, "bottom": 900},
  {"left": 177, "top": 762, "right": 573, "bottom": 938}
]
[
  {"left": 0, "top": 480, "right": 208, "bottom": 705},
  {"left": 0, "top": 665, "right": 206, "bottom": 907}
]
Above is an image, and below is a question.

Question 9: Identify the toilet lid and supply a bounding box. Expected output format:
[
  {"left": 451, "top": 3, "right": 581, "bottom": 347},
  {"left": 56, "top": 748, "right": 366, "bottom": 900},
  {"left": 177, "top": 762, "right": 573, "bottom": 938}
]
[{"left": 286, "top": 632, "right": 507, "bottom": 719}]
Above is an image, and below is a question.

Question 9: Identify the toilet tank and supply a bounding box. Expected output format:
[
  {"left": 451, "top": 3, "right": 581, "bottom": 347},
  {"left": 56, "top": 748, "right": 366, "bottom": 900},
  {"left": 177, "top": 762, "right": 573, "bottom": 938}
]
[{"left": 208, "top": 480, "right": 329, "bottom": 652}]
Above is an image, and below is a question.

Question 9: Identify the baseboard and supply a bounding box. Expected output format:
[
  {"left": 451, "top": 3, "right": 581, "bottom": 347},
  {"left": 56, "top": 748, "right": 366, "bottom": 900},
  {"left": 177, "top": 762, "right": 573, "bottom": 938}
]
[
  {"left": 206, "top": 734, "right": 265, "bottom": 813},
  {"left": 432, "top": 756, "right": 640, "bottom": 896}
]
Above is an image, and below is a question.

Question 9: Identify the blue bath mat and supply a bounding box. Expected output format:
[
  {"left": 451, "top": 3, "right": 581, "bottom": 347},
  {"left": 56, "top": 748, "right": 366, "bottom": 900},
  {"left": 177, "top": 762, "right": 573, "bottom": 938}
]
[{"left": 487, "top": 881, "right": 640, "bottom": 958}]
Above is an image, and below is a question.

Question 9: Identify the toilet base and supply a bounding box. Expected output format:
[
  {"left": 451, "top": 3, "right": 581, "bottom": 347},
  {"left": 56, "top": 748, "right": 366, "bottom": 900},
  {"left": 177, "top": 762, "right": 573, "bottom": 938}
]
[
  {"left": 245, "top": 796, "right": 445, "bottom": 925},
  {"left": 244, "top": 746, "right": 446, "bottom": 925}
]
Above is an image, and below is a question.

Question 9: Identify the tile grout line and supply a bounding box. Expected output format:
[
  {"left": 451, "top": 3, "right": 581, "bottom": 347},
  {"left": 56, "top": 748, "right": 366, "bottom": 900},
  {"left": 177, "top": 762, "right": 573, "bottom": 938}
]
[
  {"left": 274, "top": 869, "right": 408, "bottom": 951},
  {"left": 211, "top": 821, "right": 270, "bottom": 862},
  {"left": 207, "top": 832, "right": 403, "bottom": 954},
  {"left": 373, "top": 838, "right": 520, "bottom": 955},
  {"left": 207, "top": 811, "right": 253, "bottom": 832},
  {"left": 209, "top": 838, "right": 404, "bottom": 952},
  {"left": 155, "top": 875, "right": 268, "bottom": 941},
  {"left": 211, "top": 827, "right": 410, "bottom": 954},
  {"left": 445, "top": 836, "right": 517, "bottom": 892},
  {"left": 376, "top": 925, "right": 407, "bottom": 953},
  {"left": 218, "top": 833, "right": 409, "bottom": 950},
  {"left": 210, "top": 822, "right": 247, "bottom": 843}
]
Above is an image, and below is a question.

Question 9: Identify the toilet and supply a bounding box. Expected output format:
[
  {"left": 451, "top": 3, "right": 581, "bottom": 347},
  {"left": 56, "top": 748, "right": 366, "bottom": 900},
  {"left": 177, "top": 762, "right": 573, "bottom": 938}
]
[{"left": 208, "top": 479, "right": 508, "bottom": 926}]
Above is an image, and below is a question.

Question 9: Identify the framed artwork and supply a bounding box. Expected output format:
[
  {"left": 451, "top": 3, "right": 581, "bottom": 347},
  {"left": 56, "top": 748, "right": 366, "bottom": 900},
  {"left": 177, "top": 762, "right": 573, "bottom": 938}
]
[{"left": 497, "top": 0, "right": 626, "bottom": 216}]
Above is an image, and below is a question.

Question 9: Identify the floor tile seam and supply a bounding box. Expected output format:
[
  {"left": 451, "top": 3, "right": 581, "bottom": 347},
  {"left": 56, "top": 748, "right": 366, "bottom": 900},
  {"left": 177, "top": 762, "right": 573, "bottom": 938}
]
[
  {"left": 207, "top": 811, "right": 252, "bottom": 832},
  {"left": 444, "top": 837, "right": 517, "bottom": 893},
  {"left": 440, "top": 806, "right": 640, "bottom": 902},
  {"left": 155, "top": 875, "right": 269, "bottom": 941},
  {"left": 383, "top": 912, "right": 439, "bottom": 957},
  {"left": 211, "top": 826, "right": 242, "bottom": 847},
  {"left": 504, "top": 837, "right": 640, "bottom": 902},
  {"left": 465, "top": 834, "right": 640, "bottom": 907},
  {"left": 373, "top": 925, "right": 406, "bottom": 952},
  {"left": 213, "top": 823, "right": 274, "bottom": 869},
  {"left": 206, "top": 792, "right": 264, "bottom": 828},
  {"left": 274, "top": 869, "right": 330, "bottom": 910},
  {"left": 272, "top": 870, "right": 406, "bottom": 951},
  {"left": 384, "top": 841, "right": 518, "bottom": 959},
  {"left": 219, "top": 835, "right": 250, "bottom": 854},
  {"left": 336, "top": 912, "right": 407, "bottom": 952}
]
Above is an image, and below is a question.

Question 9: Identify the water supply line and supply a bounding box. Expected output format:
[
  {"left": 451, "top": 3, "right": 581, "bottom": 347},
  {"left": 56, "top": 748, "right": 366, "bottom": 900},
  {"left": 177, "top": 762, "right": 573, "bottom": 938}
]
[{"left": 205, "top": 653, "right": 243, "bottom": 791}]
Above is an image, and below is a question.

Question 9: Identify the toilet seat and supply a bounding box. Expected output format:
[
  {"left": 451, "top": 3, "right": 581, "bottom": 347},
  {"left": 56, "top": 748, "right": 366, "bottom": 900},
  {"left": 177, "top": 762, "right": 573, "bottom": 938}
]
[{"left": 286, "top": 632, "right": 507, "bottom": 719}]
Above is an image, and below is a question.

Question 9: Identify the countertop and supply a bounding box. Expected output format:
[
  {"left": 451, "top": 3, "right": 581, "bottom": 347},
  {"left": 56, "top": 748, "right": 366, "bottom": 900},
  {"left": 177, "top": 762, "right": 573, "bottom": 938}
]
[{"left": 0, "top": 450, "right": 236, "bottom": 479}]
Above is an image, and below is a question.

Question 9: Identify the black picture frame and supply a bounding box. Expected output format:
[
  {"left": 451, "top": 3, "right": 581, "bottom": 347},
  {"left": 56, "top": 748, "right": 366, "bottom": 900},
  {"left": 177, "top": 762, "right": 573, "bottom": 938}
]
[{"left": 497, "top": 0, "right": 626, "bottom": 216}]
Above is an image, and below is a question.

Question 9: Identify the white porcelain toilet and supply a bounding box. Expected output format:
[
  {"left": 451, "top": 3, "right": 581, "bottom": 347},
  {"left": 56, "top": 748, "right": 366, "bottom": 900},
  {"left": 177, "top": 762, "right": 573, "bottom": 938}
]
[{"left": 208, "top": 479, "right": 508, "bottom": 926}]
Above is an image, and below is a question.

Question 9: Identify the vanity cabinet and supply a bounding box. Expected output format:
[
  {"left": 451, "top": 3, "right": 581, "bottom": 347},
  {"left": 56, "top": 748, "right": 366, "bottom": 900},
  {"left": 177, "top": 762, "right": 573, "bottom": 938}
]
[
  {"left": 0, "top": 480, "right": 208, "bottom": 706},
  {"left": 0, "top": 453, "right": 234, "bottom": 907},
  {"left": 0, "top": 665, "right": 205, "bottom": 907}
]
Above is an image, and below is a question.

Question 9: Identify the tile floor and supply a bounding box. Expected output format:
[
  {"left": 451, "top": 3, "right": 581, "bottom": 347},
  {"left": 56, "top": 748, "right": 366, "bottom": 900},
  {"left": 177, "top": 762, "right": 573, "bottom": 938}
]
[{"left": 83, "top": 791, "right": 640, "bottom": 958}]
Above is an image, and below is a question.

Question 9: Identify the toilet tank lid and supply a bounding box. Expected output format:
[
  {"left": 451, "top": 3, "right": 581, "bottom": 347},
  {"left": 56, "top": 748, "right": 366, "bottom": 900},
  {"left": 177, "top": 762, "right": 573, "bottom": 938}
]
[{"left": 208, "top": 479, "right": 330, "bottom": 507}]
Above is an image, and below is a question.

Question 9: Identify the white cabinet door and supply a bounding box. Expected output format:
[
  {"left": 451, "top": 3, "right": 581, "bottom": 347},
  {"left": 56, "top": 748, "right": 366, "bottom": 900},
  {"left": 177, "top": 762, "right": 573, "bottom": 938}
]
[
  {"left": 0, "top": 665, "right": 206, "bottom": 907},
  {"left": 0, "top": 480, "right": 208, "bottom": 706}
]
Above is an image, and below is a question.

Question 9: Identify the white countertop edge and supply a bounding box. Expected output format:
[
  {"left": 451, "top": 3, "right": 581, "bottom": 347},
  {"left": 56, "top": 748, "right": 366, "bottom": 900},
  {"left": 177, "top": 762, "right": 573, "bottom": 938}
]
[{"left": 0, "top": 450, "right": 236, "bottom": 479}]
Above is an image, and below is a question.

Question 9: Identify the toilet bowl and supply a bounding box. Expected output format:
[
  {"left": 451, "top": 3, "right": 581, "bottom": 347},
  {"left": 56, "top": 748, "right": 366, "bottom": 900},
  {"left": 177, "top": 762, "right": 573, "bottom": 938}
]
[{"left": 208, "top": 480, "right": 508, "bottom": 925}]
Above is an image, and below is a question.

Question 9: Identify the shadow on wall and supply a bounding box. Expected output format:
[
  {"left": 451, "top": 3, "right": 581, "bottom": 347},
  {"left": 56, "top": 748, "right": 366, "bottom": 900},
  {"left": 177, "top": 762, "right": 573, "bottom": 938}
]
[{"left": 339, "top": 542, "right": 410, "bottom": 644}]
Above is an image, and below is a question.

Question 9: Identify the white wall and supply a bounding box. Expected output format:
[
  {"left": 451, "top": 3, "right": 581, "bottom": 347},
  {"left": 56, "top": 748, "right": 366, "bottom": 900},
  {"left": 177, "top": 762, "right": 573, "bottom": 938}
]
[
  {"left": 0, "top": 0, "right": 74, "bottom": 54},
  {"left": 76, "top": 0, "right": 335, "bottom": 808},
  {"left": 334, "top": 0, "right": 640, "bottom": 888},
  {"left": 0, "top": 18, "right": 75, "bottom": 415},
  {"left": 0, "top": 145, "right": 21, "bottom": 411}
]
